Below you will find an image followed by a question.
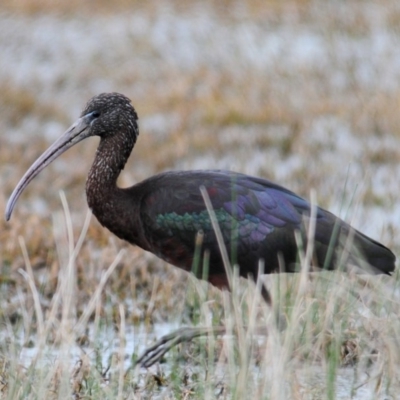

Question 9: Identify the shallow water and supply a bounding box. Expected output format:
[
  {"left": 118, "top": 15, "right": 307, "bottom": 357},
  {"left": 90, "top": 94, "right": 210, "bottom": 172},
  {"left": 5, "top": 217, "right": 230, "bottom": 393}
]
[{"left": 10, "top": 321, "right": 395, "bottom": 399}]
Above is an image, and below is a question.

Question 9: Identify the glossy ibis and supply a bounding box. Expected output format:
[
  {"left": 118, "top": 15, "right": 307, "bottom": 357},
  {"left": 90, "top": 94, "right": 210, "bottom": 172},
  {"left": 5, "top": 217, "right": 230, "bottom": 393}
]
[{"left": 5, "top": 93, "right": 396, "bottom": 365}]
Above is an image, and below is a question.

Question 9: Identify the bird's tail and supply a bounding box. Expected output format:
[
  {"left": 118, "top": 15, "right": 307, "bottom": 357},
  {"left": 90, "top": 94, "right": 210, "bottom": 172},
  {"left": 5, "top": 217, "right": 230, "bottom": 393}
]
[
  {"left": 314, "top": 221, "right": 396, "bottom": 275},
  {"left": 349, "top": 229, "right": 396, "bottom": 275}
]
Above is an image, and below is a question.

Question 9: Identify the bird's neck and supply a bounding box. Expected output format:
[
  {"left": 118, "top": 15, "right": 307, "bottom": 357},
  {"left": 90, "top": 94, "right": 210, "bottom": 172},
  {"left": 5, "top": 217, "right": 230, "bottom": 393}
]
[
  {"left": 85, "top": 135, "right": 132, "bottom": 221},
  {"left": 85, "top": 134, "right": 150, "bottom": 250}
]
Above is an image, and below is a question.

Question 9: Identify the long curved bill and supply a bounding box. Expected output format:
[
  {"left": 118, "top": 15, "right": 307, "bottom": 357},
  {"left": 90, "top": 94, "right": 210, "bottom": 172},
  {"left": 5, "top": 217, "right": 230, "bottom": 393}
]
[{"left": 5, "top": 115, "right": 92, "bottom": 221}]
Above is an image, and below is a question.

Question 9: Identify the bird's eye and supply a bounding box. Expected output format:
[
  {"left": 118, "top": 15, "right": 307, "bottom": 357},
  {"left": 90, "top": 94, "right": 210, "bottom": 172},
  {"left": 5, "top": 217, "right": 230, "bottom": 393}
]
[{"left": 87, "top": 111, "right": 100, "bottom": 125}]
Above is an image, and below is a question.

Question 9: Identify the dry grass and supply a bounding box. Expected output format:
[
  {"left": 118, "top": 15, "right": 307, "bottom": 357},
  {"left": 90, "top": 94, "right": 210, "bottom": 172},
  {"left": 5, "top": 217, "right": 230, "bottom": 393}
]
[{"left": 1, "top": 0, "right": 400, "bottom": 398}]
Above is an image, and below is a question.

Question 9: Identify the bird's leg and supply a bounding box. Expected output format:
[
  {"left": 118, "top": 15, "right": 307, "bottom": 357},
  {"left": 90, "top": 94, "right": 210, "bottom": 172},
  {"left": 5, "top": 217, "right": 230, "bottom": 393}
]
[
  {"left": 260, "top": 281, "right": 272, "bottom": 305},
  {"left": 134, "top": 326, "right": 227, "bottom": 368},
  {"left": 254, "top": 276, "right": 287, "bottom": 331},
  {"left": 134, "top": 274, "right": 230, "bottom": 369},
  {"left": 134, "top": 277, "right": 284, "bottom": 369}
]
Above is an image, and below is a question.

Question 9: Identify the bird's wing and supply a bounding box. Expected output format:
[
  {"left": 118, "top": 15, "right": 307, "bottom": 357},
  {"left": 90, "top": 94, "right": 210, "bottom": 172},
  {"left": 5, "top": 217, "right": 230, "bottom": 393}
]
[
  {"left": 139, "top": 171, "right": 320, "bottom": 259},
  {"left": 137, "top": 170, "right": 395, "bottom": 275}
]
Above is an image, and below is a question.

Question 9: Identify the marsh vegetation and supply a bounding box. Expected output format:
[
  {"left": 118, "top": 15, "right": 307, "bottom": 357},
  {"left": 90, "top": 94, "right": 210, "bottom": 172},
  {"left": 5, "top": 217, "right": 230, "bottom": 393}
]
[{"left": 0, "top": 1, "right": 400, "bottom": 398}]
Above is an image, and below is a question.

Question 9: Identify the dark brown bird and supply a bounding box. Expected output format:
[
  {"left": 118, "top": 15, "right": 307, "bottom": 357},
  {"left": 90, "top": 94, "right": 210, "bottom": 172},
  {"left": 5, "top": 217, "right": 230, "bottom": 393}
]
[{"left": 5, "top": 93, "right": 396, "bottom": 363}]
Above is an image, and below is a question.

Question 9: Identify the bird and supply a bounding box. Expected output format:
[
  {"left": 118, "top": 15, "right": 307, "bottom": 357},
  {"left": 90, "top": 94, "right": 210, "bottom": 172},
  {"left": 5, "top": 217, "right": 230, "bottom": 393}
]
[{"left": 5, "top": 92, "right": 396, "bottom": 365}]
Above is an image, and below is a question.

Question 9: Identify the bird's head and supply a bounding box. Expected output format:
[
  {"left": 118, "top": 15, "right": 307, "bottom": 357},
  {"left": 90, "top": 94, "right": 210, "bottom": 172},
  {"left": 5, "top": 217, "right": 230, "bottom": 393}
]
[
  {"left": 5, "top": 93, "right": 138, "bottom": 221},
  {"left": 81, "top": 92, "right": 138, "bottom": 140}
]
